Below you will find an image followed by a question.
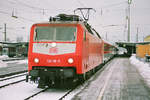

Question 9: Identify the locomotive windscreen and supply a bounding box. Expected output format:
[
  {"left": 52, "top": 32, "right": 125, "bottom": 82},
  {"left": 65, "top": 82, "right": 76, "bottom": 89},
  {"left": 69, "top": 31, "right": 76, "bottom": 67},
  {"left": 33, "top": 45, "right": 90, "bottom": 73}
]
[{"left": 34, "top": 26, "right": 76, "bottom": 42}]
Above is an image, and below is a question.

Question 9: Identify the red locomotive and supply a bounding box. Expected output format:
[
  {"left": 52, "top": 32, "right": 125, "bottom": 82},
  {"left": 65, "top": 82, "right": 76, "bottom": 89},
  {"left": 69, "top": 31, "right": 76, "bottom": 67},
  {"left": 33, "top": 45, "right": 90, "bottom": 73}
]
[{"left": 26, "top": 14, "right": 116, "bottom": 88}]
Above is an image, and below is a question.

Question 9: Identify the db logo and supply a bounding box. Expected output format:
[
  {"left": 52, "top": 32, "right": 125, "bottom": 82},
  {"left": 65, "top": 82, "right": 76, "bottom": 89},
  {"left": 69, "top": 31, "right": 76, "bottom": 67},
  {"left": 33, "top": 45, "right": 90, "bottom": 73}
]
[{"left": 49, "top": 47, "right": 58, "bottom": 53}]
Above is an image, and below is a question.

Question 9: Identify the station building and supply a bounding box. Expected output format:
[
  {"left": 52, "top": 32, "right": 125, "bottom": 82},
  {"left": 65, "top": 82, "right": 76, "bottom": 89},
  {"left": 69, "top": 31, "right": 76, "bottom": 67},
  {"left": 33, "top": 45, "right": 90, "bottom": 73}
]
[
  {"left": 116, "top": 41, "right": 150, "bottom": 58},
  {"left": 0, "top": 42, "right": 28, "bottom": 57}
]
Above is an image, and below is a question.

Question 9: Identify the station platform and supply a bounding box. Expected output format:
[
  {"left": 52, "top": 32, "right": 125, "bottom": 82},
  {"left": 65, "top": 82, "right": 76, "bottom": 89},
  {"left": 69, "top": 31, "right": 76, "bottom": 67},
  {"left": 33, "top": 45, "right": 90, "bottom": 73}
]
[{"left": 71, "top": 58, "right": 150, "bottom": 100}]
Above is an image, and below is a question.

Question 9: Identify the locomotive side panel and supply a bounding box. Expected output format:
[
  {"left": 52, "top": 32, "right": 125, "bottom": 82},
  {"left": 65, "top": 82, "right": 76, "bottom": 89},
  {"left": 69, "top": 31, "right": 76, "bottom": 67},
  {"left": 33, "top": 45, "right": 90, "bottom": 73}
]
[{"left": 82, "top": 30, "right": 103, "bottom": 73}]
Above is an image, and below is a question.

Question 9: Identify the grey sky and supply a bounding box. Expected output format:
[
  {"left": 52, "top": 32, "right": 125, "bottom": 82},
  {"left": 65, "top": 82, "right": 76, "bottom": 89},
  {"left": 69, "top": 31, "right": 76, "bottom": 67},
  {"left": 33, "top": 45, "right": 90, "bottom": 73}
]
[{"left": 0, "top": 0, "right": 150, "bottom": 43}]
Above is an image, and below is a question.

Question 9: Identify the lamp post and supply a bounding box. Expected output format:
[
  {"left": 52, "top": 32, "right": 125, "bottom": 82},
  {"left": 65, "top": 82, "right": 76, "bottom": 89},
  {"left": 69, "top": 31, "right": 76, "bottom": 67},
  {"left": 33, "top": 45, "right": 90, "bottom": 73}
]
[
  {"left": 127, "top": 0, "right": 132, "bottom": 42},
  {"left": 4, "top": 23, "right": 6, "bottom": 42},
  {"left": 136, "top": 27, "right": 139, "bottom": 42}
]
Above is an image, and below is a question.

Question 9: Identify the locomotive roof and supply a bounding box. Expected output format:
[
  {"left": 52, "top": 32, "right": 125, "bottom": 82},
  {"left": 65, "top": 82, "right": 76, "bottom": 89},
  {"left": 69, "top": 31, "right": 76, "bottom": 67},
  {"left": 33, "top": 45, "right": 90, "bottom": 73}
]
[
  {"left": 32, "top": 13, "right": 101, "bottom": 39},
  {"left": 34, "top": 14, "right": 85, "bottom": 25},
  {"left": 34, "top": 21, "right": 84, "bottom": 25}
]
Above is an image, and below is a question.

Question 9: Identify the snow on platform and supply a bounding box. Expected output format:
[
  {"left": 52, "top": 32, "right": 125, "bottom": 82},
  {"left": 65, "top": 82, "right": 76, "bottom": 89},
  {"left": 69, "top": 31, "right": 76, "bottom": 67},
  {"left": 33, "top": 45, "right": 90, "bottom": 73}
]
[{"left": 130, "top": 54, "right": 150, "bottom": 88}]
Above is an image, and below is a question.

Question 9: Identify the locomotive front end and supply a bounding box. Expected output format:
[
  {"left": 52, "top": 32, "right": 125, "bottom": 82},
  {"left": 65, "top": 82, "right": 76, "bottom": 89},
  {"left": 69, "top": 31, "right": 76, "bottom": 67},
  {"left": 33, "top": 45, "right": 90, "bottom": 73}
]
[{"left": 27, "top": 23, "right": 82, "bottom": 88}]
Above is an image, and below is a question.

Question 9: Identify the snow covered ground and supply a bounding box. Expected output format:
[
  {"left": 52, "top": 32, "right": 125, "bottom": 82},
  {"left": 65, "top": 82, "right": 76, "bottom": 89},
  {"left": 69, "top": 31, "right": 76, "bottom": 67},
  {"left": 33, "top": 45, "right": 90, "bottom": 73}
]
[
  {"left": 0, "top": 55, "right": 9, "bottom": 60},
  {"left": 0, "top": 59, "right": 28, "bottom": 68},
  {"left": 0, "top": 55, "right": 28, "bottom": 77},
  {"left": 0, "top": 81, "right": 42, "bottom": 100},
  {"left": 5, "top": 59, "right": 28, "bottom": 65},
  {"left": 0, "top": 55, "right": 28, "bottom": 68},
  {"left": 129, "top": 54, "right": 150, "bottom": 87},
  {"left": 0, "top": 60, "right": 7, "bottom": 68},
  {"left": 0, "top": 55, "right": 9, "bottom": 67},
  {"left": 0, "top": 80, "right": 72, "bottom": 100}
]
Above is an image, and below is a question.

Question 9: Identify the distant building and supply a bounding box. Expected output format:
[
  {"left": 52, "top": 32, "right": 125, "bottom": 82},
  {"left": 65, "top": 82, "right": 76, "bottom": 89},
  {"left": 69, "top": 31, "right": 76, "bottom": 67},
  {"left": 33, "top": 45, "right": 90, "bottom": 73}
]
[
  {"left": 136, "top": 44, "right": 150, "bottom": 58},
  {"left": 144, "top": 35, "right": 150, "bottom": 42},
  {"left": 0, "top": 42, "right": 28, "bottom": 57}
]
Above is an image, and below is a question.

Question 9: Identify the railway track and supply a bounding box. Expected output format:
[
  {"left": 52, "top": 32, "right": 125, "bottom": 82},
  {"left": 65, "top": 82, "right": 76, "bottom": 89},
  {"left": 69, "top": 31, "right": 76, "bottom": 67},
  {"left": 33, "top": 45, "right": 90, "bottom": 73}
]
[
  {"left": 0, "top": 73, "right": 27, "bottom": 89},
  {"left": 0, "top": 70, "right": 27, "bottom": 78},
  {"left": 0, "top": 79, "right": 26, "bottom": 89},
  {"left": 24, "top": 87, "right": 49, "bottom": 100},
  {"left": 24, "top": 86, "right": 77, "bottom": 100},
  {"left": 0, "top": 73, "right": 27, "bottom": 81},
  {"left": 24, "top": 79, "right": 81, "bottom": 100},
  {"left": 58, "top": 87, "right": 76, "bottom": 100}
]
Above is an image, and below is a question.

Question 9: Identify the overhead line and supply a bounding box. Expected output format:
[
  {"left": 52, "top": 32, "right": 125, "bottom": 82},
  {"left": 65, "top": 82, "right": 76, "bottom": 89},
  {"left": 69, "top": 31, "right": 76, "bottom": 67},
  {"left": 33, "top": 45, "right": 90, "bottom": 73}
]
[
  {"left": 4, "top": 0, "right": 73, "bottom": 16},
  {"left": 74, "top": 0, "right": 86, "bottom": 7},
  {"left": 13, "top": 0, "right": 71, "bottom": 12},
  {"left": 12, "top": 0, "right": 43, "bottom": 10},
  {"left": 0, "top": 10, "right": 35, "bottom": 22},
  {"left": 96, "top": 1, "right": 126, "bottom": 15},
  {"left": 19, "top": 16, "right": 35, "bottom": 22},
  {"left": 101, "top": 1, "right": 126, "bottom": 8},
  {"left": 2, "top": 0, "right": 42, "bottom": 11},
  {"left": 0, "top": 11, "right": 10, "bottom": 15},
  {"left": 4, "top": 0, "right": 45, "bottom": 11}
]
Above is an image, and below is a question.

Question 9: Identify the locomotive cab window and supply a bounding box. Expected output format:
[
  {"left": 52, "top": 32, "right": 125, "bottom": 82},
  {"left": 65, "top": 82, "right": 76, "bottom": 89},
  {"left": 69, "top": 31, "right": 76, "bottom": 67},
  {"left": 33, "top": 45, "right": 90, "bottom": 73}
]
[{"left": 34, "top": 26, "right": 77, "bottom": 42}]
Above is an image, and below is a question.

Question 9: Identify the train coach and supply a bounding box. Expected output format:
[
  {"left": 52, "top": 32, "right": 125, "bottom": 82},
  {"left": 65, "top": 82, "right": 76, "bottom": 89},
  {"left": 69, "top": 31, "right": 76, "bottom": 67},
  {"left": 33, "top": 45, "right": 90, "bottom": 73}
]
[{"left": 26, "top": 14, "right": 116, "bottom": 88}]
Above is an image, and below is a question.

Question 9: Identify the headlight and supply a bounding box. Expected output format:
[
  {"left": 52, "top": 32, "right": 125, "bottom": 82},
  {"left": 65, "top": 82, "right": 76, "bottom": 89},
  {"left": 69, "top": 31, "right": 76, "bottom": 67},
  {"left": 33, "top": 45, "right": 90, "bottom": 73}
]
[
  {"left": 34, "top": 58, "right": 39, "bottom": 63},
  {"left": 51, "top": 42, "right": 56, "bottom": 47},
  {"left": 68, "top": 58, "right": 74, "bottom": 64}
]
